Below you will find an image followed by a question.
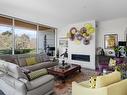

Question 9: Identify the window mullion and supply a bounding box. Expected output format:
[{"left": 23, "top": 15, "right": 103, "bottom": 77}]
[
  {"left": 36, "top": 25, "right": 39, "bottom": 54},
  {"left": 12, "top": 18, "right": 15, "bottom": 55}
]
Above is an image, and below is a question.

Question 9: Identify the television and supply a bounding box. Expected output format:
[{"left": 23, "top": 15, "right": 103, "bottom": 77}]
[{"left": 118, "top": 41, "right": 126, "bottom": 46}]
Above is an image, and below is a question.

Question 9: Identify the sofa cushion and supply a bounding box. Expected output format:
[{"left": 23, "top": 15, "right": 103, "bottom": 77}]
[
  {"left": 23, "top": 62, "right": 56, "bottom": 71},
  {"left": 18, "top": 58, "right": 27, "bottom": 67},
  {"left": 26, "top": 57, "right": 37, "bottom": 66},
  {"left": 23, "top": 63, "right": 44, "bottom": 71},
  {"left": 17, "top": 54, "right": 36, "bottom": 67},
  {"left": 35, "top": 54, "right": 42, "bottom": 63},
  {"left": 0, "top": 55, "right": 18, "bottom": 64},
  {"left": 79, "top": 80, "right": 90, "bottom": 88},
  {"left": 26, "top": 75, "right": 54, "bottom": 91},
  {"left": 96, "top": 71, "right": 121, "bottom": 88},
  {"left": 28, "top": 69, "right": 48, "bottom": 80},
  {"left": 0, "top": 60, "right": 8, "bottom": 73},
  {"left": 40, "top": 53, "right": 50, "bottom": 62},
  {"left": 0, "top": 60, "right": 28, "bottom": 80},
  {"left": 7, "top": 62, "right": 28, "bottom": 80}
]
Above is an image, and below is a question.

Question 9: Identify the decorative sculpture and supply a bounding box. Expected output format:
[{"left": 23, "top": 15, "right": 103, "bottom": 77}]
[{"left": 68, "top": 23, "right": 95, "bottom": 45}]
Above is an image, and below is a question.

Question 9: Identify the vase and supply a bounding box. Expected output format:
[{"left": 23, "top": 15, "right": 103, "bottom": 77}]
[
  {"left": 115, "top": 52, "right": 120, "bottom": 58},
  {"left": 62, "top": 60, "right": 65, "bottom": 66}
]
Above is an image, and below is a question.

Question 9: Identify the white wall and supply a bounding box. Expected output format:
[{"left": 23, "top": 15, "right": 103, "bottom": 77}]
[
  {"left": 97, "top": 18, "right": 127, "bottom": 49},
  {"left": 57, "top": 20, "right": 96, "bottom": 69}
]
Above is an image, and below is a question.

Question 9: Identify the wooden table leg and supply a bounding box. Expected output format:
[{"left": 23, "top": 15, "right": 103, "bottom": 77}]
[
  {"left": 79, "top": 68, "right": 81, "bottom": 72},
  {"left": 62, "top": 77, "right": 65, "bottom": 83},
  {"left": 79, "top": 66, "right": 81, "bottom": 72}
]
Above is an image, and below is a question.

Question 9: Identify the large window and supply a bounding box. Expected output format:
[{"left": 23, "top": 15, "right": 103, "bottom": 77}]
[
  {"left": 0, "top": 26, "right": 12, "bottom": 54},
  {"left": 0, "top": 15, "right": 55, "bottom": 55},
  {"left": 15, "top": 28, "right": 36, "bottom": 54}
]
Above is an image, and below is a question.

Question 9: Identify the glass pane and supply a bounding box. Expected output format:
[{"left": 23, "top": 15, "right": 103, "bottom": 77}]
[
  {"left": 38, "top": 30, "right": 55, "bottom": 56},
  {"left": 15, "top": 28, "right": 36, "bottom": 54},
  {"left": 0, "top": 26, "right": 12, "bottom": 55}
]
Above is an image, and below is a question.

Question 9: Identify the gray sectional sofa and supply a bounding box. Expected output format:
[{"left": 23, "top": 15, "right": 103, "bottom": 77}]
[
  {"left": 0, "top": 53, "right": 58, "bottom": 71},
  {"left": 0, "top": 53, "right": 58, "bottom": 95}
]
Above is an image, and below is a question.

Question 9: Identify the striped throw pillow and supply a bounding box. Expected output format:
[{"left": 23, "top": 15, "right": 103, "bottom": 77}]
[{"left": 28, "top": 69, "right": 48, "bottom": 80}]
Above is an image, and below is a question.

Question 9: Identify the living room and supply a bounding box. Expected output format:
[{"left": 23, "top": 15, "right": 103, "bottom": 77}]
[{"left": 0, "top": 0, "right": 127, "bottom": 95}]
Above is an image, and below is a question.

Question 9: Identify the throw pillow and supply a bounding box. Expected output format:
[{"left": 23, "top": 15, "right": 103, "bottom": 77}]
[
  {"left": 96, "top": 71, "right": 121, "bottom": 88},
  {"left": 89, "top": 76, "right": 97, "bottom": 88},
  {"left": 18, "top": 58, "right": 27, "bottom": 67},
  {"left": 0, "top": 60, "right": 8, "bottom": 73},
  {"left": 41, "top": 53, "right": 50, "bottom": 62},
  {"left": 109, "top": 58, "right": 116, "bottom": 67},
  {"left": 26, "top": 57, "right": 37, "bottom": 66},
  {"left": 0, "top": 60, "right": 28, "bottom": 80},
  {"left": 28, "top": 68, "right": 48, "bottom": 80},
  {"left": 36, "top": 54, "right": 42, "bottom": 63}
]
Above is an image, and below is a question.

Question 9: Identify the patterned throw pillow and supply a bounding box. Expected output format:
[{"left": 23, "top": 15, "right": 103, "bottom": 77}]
[
  {"left": 109, "top": 58, "right": 116, "bottom": 67},
  {"left": 26, "top": 57, "right": 37, "bottom": 66},
  {"left": 28, "top": 69, "right": 48, "bottom": 80},
  {"left": 89, "top": 76, "right": 97, "bottom": 88}
]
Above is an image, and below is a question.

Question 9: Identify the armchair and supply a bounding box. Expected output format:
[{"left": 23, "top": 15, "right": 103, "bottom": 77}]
[{"left": 72, "top": 71, "right": 127, "bottom": 95}]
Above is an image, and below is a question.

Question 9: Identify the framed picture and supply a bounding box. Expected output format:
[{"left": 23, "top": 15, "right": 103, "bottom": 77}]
[
  {"left": 104, "top": 34, "right": 118, "bottom": 49},
  {"left": 59, "top": 39, "right": 68, "bottom": 47}
]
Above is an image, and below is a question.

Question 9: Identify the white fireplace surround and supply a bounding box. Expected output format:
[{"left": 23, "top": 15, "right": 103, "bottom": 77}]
[{"left": 57, "top": 20, "right": 96, "bottom": 70}]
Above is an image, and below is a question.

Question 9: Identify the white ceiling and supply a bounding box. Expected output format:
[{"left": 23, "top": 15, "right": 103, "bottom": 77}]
[{"left": 0, "top": 0, "right": 127, "bottom": 27}]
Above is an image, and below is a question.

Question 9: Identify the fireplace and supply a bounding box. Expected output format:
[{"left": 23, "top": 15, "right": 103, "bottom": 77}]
[{"left": 71, "top": 54, "right": 90, "bottom": 62}]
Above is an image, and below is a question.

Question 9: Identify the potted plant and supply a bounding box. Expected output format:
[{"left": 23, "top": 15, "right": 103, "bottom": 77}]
[
  {"left": 124, "top": 46, "right": 127, "bottom": 57},
  {"left": 113, "top": 46, "right": 121, "bottom": 57},
  {"left": 56, "top": 49, "right": 59, "bottom": 58}
]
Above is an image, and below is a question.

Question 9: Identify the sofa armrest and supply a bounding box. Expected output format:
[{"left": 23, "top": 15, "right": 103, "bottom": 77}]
[
  {"left": 3, "top": 75, "right": 27, "bottom": 95},
  {"left": 107, "top": 79, "right": 127, "bottom": 95},
  {"left": 19, "top": 78, "right": 31, "bottom": 90},
  {"left": 19, "top": 78, "right": 29, "bottom": 84}
]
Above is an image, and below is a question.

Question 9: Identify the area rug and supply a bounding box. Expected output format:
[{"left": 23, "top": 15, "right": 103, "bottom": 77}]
[{"left": 53, "top": 68, "right": 97, "bottom": 95}]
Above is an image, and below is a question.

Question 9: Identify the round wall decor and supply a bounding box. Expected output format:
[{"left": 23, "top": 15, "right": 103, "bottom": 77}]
[
  {"left": 70, "top": 27, "right": 77, "bottom": 35},
  {"left": 80, "top": 27, "right": 87, "bottom": 34},
  {"left": 76, "top": 33, "right": 83, "bottom": 41},
  {"left": 67, "top": 23, "right": 95, "bottom": 45}
]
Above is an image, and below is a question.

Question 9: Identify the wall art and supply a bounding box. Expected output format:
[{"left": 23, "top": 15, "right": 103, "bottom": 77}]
[
  {"left": 104, "top": 34, "right": 118, "bottom": 49},
  {"left": 67, "top": 23, "right": 95, "bottom": 45}
]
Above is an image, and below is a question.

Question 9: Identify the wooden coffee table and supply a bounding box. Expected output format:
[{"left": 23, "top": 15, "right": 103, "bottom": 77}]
[{"left": 47, "top": 64, "right": 81, "bottom": 83}]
